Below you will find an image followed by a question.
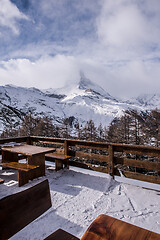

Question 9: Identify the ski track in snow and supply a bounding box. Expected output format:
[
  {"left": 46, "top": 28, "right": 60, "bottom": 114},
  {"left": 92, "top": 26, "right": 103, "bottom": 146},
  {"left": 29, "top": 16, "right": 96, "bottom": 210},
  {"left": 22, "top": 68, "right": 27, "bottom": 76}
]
[{"left": 0, "top": 165, "right": 160, "bottom": 240}]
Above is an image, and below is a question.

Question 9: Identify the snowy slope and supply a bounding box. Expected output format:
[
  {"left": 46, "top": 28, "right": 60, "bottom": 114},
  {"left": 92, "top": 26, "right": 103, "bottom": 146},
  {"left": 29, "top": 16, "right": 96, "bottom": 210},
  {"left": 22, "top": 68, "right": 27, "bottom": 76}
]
[
  {"left": 0, "top": 84, "right": 65, "bottom": 131},
  {"left": 0, "top": 164, "right": 160, "bottom": 240},
  {"left": 44, "top": 73, "right": 143, "bottom": 126},
  {"left": 0, "top": 73, "right": 159, "bottom": 132},
  {"left": 133, "top": 94, "right": 160, "bottom": 108}
]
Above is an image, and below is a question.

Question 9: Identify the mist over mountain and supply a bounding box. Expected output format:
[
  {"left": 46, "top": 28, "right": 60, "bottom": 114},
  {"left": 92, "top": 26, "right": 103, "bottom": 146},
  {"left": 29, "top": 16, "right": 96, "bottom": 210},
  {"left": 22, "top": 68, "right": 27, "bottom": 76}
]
[{"left": 0, "top": 73, "right": 159, "bottom": 133}]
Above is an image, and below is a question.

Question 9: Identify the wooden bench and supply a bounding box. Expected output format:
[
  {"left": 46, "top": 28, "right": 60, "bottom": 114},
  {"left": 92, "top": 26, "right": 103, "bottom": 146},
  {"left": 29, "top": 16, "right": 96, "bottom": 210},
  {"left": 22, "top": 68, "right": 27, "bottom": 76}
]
[
  {"left": 45, "top": 215, "right": 160, "bottom": 240},
  {"left": 45, "top": 153, "right": 71, "bottom": 171},
  {"left": 0, "top": 162, "right": 39, "bottom": 186},
  {"left": 81, "top": 214, "right": 160, "bottom": 240},
  {"left": 44, "top": 229, "right": 80, "bottom": 240},
  {"left": 0, "top": 179, "right": 52, "bottom": 240}
]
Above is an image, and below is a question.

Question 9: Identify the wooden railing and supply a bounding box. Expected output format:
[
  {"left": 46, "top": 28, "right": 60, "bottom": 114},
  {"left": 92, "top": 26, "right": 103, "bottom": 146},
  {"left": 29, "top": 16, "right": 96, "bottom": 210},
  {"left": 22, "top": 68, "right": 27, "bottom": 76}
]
[{"left": 0, "top": 136, "right": 160, "bottom": 185}]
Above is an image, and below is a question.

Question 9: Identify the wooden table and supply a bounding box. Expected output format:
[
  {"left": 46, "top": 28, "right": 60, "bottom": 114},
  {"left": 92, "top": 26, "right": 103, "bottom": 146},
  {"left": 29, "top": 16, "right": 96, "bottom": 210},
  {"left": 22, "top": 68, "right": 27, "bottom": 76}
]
[{"left": 1, "top": 145, "right": 55, "bottom": 178}]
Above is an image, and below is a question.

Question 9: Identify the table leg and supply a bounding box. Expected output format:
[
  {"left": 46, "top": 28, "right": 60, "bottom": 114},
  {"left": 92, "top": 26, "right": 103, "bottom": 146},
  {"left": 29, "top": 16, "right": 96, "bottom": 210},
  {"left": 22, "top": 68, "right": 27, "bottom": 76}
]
[{"left": 27, "top": 153, "right": 45, "bottom": 178}]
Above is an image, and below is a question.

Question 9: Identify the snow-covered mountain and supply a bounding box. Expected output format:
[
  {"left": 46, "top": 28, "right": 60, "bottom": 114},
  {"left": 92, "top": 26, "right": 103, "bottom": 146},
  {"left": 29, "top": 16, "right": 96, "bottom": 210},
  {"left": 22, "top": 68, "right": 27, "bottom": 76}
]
[
  {"left": 0, "top": 73, "right": 159, "bottom": 133},
  {"left": 132, "top": 94, "right": 160, "bottom": 108}
]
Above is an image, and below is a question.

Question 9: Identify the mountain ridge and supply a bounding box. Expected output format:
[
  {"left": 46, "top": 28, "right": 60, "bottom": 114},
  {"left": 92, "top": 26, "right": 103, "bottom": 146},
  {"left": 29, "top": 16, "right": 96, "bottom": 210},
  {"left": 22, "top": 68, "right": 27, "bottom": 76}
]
[{"left": 0, "top": 74, "right": 159, "bottom": 133}]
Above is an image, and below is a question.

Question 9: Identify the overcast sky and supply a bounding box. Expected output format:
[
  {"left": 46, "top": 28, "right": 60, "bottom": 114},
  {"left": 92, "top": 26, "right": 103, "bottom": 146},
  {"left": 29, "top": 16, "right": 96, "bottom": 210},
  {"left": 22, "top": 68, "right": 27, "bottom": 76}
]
[{"left": 0, "top": 0, "right": 160, "bottom": 98}]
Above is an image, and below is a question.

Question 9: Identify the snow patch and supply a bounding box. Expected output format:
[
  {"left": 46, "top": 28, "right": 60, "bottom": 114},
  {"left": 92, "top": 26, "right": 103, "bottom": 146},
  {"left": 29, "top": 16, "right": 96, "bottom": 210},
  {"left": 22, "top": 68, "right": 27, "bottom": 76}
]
[{"left": 0, "top": 165, "right": 160, "bottom": 239}]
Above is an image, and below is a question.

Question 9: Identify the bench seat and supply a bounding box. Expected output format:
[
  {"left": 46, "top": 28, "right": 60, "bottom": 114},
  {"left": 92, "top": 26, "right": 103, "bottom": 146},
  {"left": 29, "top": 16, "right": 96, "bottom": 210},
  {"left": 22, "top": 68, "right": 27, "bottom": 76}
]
[
  {"left": 0, "top": 179, "right": 52, "bottom": 240},
  {"left": 81, "top": 214, "right": 160, "bottom": 240},
  {"left": 0, "top": 162, "right": 38, "bottom": 171},
  {"left": 44, "top": 229, "right": 79, "bottom": 240},
  {"left": 44, "top": 215, "right": 160, "bottom": 240},
  {"left": 0, "top": 162, "right": 39, "bottom": 187},
  {"left": 45, "top": 153, "right": 71, "bottom": 171}
]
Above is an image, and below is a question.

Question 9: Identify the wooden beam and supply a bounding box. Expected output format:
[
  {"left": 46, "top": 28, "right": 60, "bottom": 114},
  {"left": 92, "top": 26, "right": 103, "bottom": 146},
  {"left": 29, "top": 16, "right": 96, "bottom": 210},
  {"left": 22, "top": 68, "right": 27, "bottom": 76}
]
[
  {"left": 38, "top": 141, "right": 64, "bottom": 146},
  {"left": 30, "top": 136, "right": 65, "bottom": 144},
  {"left": 108, "top": 145, "right": 114, "bottom": 177},
  {"left": 114, "top": 145, "right": 160, "bottom": 157},
  {"left": 0, "top": 136, "right": 28, "bottom": 145},
  {"left": 122, "top": 171, "right": 160, "bottom": 184},
  {"left": 71, "top": 151, "right": 109, "bottom": 163},
  {"left": 115, "top": 157, "right": 160, "bottom": 171}
]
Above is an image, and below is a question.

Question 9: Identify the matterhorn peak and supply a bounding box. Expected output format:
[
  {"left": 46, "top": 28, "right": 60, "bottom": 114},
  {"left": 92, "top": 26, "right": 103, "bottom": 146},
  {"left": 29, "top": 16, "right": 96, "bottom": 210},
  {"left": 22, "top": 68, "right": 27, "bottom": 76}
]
[
  {"left": 80, "top": 70, "right": 85, "bottom": 79},
  {"left": 45, "top": 71, "right": 116, "bottom": 101},
  {"left": 79, "top": 71, "right": 94, "bottom": 90},
  {"left": 78, "top": 71, "right": 114, "bottom": 100}
]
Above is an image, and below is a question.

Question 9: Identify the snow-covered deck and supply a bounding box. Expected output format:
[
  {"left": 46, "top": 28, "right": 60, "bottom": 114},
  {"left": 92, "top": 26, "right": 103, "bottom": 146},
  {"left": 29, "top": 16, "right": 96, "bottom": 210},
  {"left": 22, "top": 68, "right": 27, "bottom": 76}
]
[{"left": 0, "top": 163, "right": 160, "bottom": 240}]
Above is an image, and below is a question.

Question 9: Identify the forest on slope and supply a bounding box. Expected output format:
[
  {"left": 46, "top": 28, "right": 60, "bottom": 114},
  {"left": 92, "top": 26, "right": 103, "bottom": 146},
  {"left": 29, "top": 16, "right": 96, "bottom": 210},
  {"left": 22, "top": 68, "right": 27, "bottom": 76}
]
[{"left": 1, "top": 108, "right": 159, "bottom": 147}]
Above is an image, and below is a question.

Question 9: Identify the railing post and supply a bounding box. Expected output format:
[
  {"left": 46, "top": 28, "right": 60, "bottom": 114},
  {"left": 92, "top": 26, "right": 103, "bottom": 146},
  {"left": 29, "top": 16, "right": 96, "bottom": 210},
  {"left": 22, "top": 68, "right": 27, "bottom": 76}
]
[
  {"left": 64, "top": 140, "right": 69, "bottom": 169},
  {"left": 108, "top": 145, "right": 114, "bottom": 178},
  {"left": 64, "top": 140, "right": 69, "bottom": 155},
  {"left": 26, "top": 136, "right": 33, "bottom": 145}
]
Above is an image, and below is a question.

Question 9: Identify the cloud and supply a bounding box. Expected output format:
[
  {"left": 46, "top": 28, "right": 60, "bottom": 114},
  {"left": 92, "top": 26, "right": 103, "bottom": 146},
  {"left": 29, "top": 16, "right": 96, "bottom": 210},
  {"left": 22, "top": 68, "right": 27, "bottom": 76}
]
[
  {"left": 96, "top": 0, "right": 160, "bottom": 59},
  {"left": 0, "top": 54, "right": 160, "bottom": 98},
  {"left": 37, "top": 0, "right": 100, "bottom": 43},
  {"left": 40, "top": 0, "right": 100, "bottom": 19},
  {"left": 0, "top": 0, "right": 29, "bottom": 34},
  {"left": 0, "top": 0, "right": 160, "bottom": 99},
  {"left": 0, "top": 55, "right": 79, "bottom": 89},
  {"left": 74, "top": 58, "right": 160, "bottom": 98},
  {"left": 102, "top": 60, "right": 160, "bottom": 97}
]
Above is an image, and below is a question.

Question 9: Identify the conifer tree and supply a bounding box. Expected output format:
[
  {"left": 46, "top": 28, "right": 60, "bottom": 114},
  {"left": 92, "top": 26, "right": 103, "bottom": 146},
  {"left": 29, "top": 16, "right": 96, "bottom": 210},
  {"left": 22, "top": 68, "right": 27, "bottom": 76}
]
[
  {"left": 20, "top": 113, "right": 39, "bottom": 136},
  {"left": 97, "top": 123, "right": 104, "bottom": 141},
  {"left": 60, "top": 118, "right": 71, "bottom": 138},
  {"left": 81, "top": 120, "right": 97, "bottom": 141}
]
